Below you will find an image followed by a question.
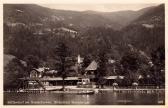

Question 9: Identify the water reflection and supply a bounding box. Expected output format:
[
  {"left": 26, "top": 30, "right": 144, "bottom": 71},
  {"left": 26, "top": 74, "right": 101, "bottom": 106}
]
[{"left": 4, "top": 91, "right": 165, "bottom": 105}]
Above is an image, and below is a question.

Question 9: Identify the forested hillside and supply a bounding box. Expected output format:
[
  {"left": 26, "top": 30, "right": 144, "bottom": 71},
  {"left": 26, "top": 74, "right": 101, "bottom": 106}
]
[{"left": 3, "top": 4, "right": 165, "bottom": 88}]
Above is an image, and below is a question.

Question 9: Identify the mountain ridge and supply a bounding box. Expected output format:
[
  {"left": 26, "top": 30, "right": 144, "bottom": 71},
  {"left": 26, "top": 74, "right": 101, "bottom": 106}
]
[
  {"left": 3, "top": 4, "right": 165, "bottom": 60},
  {"left": 3, "top": 4, "right": 159, "bottom": 30}
]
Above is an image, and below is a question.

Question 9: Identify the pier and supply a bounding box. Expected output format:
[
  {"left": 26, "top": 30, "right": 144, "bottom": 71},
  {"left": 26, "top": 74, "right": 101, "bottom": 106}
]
[{"left": 114, "top": 88, "right": 165, "bottom": 93}]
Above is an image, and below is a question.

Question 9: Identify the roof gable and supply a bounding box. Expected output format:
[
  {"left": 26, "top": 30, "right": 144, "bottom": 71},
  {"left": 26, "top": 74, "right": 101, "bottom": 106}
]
[{"left": 85, "top": 60, "right": 97, "bottom": 71}]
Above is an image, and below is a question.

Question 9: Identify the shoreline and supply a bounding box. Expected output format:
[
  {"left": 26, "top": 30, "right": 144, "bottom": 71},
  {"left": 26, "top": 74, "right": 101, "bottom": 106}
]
[{"left": 4, "top": 87, "right": 165, "bottom": 93}]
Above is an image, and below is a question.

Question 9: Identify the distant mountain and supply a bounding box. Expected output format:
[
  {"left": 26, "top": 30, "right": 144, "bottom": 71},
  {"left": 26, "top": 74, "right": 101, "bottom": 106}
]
[
  {"left": 98, "top": 6, "right": 155, "bottom": 29},
  {"left": 133, "top": 4, "right": 164, "bottom": 25},
  {"left": 3, "top": 4, "right": 52, "bottom": 23},
  {"left": 122, "top": 4, "right": 165, "bottom": 55},
  {"left": 3, "top": 4, "right": 157, "bottom": 30},
  {"left": 3, "top": 4, "right": 164, "bottom": 60}
]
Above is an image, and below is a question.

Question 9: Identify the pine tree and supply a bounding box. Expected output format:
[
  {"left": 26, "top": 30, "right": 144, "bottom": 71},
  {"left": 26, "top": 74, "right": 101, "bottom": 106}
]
[
  {"left": 82, "top": 55, "right": 92, "bottom": 75},
  {"left": 96, "top": 49, "right": 108, "bottom": 88},
  {"left": 53, "top": 41, "right": 70, "bottom": 90}
]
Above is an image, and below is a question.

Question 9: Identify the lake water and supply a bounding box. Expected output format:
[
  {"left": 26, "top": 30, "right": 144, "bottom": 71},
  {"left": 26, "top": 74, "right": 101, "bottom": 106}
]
[{"left": 4, "top": 91, "right": 165, "bottom": 105}]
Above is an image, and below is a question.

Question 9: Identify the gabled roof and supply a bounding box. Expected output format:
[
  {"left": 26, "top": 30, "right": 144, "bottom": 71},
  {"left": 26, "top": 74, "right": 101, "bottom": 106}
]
[{"left": 85, "top": 60, "right": 97, "bottom": 71}]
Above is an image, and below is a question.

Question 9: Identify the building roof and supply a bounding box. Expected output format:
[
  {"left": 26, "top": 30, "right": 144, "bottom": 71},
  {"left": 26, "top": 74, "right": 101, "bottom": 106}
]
[
  {"left": 104, "top": 76, "right": 124, "bottom": 79},
  {"left": 42, "top": 77, "right": 79, "bottom": 81},
  {"left": 35, "top": 67, "right": 45, "bottom": 72},
  {"left": 20, "top": 77, "right": 79, "bottom": 81},
  {"left": 85, "top": 60, "right": 97, "bottom": 71}
]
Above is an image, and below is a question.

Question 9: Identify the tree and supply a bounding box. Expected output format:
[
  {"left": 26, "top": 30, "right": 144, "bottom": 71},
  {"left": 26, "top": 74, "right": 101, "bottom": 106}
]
[
  {"left": 120, "top": 44, "right": 154, "bottom": 86},
  {"left": 24, "top": 55, "right": 40, "bottom": 72},
  {"left": 6, "top": 26, "right": 37, "bottom": 59},
  {"left": 53, "top": 41, "right": 70, "bottom": 90},
  {"left": 150, "top": 46, "right": 165, "bottom": 87},
  {"left": 120, "top": 47, "right": 140, "bottom": 85},
  {"left": 4, "top": 58, "right": 25, "bottom": 90},
  {"left": 82, "top": 55, "right": 92, "bottom": 68},
  {"left": 81, "top": 55, "right": 92, "bottom": 75},
  {"left": 121, "top": 53, "right": 138, "bottom": 82},
  {"left": 96, "top": 49, "right": 108, "bottom": 88}
]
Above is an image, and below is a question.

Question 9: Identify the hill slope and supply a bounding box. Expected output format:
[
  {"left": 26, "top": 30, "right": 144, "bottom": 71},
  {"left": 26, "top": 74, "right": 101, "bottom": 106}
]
[
  {"left": 3, "top": 4, "right": 156, "bottom": 30},
  {"left": 122, "top": 4, "right": 165, "bottom": 55},
  {"left": 3, "top": 4, "right": 164, "bottom": 59}
]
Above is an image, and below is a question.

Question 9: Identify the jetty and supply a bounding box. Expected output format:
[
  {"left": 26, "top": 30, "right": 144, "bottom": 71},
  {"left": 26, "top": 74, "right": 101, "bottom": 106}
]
[{"left": 114, "top": 88, "right": 165, "bottom": 93}]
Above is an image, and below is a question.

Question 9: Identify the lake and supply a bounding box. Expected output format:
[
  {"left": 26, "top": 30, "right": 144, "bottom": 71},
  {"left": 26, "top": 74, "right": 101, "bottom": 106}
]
[{"left": 4, "top": 91, "right": 165, "bottom": 105}]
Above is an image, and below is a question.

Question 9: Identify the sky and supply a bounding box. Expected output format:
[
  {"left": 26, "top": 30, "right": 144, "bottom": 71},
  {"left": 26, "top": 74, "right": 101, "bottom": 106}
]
[{"left": 39, "top": 4, "right": 159, "bottom": 12}]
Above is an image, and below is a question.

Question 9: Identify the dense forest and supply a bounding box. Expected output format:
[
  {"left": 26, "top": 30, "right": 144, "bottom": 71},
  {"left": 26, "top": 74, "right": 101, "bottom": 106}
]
[{"left": 3, "top": 4, "right": 165, "bottom": 89}]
